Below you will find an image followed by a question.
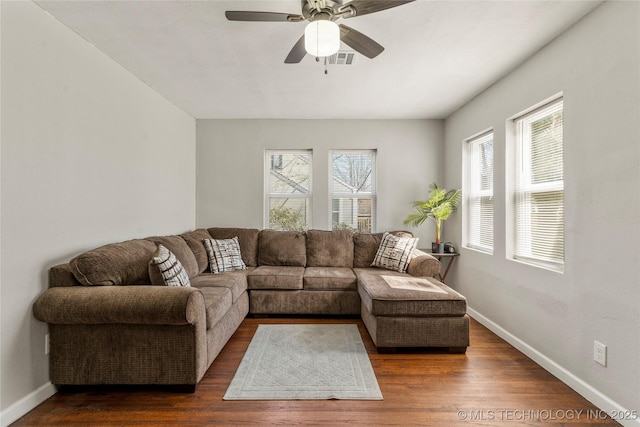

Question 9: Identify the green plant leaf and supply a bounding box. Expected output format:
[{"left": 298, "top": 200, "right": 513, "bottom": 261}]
[{"left": 403, "top": 183, "right": 462, "bottom": 236}]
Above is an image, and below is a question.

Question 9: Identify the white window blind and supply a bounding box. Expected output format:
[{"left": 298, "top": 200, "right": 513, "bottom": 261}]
[
  {"left": 265, "top": 150, "right": 312, "bottom": 231},
  {"left": 330, "top": 150, "right": 376, "bottom": 233},
  {"left": 514, "top": 98, "right": 564, "bottom": 270},
  {"left": 466, "top": 131, "right": 494, "bottom": 252}
]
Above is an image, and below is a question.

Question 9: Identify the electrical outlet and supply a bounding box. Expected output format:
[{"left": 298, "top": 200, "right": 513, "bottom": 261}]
[
  {"left": 593, "top": 340, "right": 606, "bottom": 366},
  {"left": 45, "top": 333, "right": 50, "bottom": 355}
]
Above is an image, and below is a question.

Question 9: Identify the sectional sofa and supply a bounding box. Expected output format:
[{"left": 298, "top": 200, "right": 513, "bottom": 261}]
[{"left": 33, "top": 227, "right": 469, "bottom": 390}]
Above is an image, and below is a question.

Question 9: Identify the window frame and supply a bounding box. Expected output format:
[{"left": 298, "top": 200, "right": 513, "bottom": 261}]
[
  {"left": 329, "top": 149, "right": 377, "bottom": 233},
  {"left": 511, "top": 97, "right": 564, "bottom": 272},
  {"left": 464, "top": 130, "right": 494, "bottom": 254},
  {"left": 264, "top": 149, "right": 313, "bottom": 231}
]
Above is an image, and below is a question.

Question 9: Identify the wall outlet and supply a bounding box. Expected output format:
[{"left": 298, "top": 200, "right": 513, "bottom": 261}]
[
  {"left": 45, "top": 333, "right": 50, "bottom": 355},
  {"left": 593, "top": 340, "right": 606, "bottom": 366}
]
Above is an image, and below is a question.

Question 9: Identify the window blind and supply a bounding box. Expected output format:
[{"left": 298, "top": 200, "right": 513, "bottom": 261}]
[
  {"left": 514, "top": 99, "right": 564, "bottom": 269},
  {"left": 466, "top": 132, "right": 494, "bottom": 252}
]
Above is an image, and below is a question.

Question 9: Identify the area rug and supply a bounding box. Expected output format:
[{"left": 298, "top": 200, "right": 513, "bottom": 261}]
[{"left": 223, "top": 324, "right": 383, "bottom": 400}]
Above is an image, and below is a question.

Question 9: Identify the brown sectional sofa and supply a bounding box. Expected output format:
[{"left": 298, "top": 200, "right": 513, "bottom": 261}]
[{"left": 33, "top": 227, "right": 469, "bottom": 390}]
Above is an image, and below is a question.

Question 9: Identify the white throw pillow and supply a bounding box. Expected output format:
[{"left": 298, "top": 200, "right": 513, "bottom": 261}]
[
  {"left": 204, "top": 237, "right": 247, "bottom": 274},
  {"left": 149, "top": 244, "right": 191, "bottom": 287},
  {"left": 371, "top": 232, "right": 418, "bottom": 273}
]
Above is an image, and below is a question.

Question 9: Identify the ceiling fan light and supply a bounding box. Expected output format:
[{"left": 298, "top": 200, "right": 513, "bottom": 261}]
[{"left": 304, "top": 20, "right": 340, "bottom": 57}]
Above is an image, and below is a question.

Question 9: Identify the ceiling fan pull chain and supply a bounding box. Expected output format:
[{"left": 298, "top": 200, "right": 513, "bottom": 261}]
[{"left": 324, "top": 56, "right": 328, "bottom": 75}]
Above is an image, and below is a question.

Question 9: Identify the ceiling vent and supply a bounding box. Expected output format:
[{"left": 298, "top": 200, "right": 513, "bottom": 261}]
[{"left": 328, "top": 51, "right": 357, "bottom": 65}]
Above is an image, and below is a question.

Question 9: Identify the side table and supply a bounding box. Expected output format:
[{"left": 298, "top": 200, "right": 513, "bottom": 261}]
[{"left": 421, "top": 251, "right": 460, "bottom": 283}]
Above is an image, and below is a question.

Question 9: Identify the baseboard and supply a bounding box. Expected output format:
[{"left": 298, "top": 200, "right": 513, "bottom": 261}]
[
  {"left": 468, "top": 307, "right": 640, "bottom": 427},
  {"left": 0, "top": 382, "right": 57, "bottom": 427}
]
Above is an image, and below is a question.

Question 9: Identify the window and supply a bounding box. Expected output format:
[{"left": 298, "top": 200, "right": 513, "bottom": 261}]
[
  {"left": 330, "top": 150, "right": 376, "bottom": 233},
  {"left": 465, "top": 131, "right": 494, "bottom": 253},
  {"left": 265, "top": 150, "right": 312, "bottom": 231},
  {"left": 513, "top": 98, "right": 564, "bottom": 270}
]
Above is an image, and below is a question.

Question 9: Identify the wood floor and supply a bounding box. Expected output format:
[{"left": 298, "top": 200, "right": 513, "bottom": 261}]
[{"left": 13, "top": 317, "right": 619, "bottom": 426}]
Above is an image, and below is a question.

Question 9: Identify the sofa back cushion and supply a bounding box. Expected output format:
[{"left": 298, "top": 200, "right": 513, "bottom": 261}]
[
  {"left": 258, "top": 230, "right": 306, "bottom": 266},
  {"left": 353, "top": 231, "right": 413, "bottom": 268},
  {"left": 208, "top": 227, "right": 260, "bottom": 267},
  {"left": 306, "top": 230, "right": 354, "bottom": 267},
  {"left": 147, "top": 235, "right": 199, "bottom": 278},
  {"left": 69, "top": 239, "right": 157, "bottom": 286},
  {"left": 180, "top": 229, "right": 212, "bottom": 275}
]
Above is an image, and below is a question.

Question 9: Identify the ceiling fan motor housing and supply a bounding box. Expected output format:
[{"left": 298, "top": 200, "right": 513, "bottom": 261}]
[{"left": 302, "top": 0, "right": 352, "bottom": 21}]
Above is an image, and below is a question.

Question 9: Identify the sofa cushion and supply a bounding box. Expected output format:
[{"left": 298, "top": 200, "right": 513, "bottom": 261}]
[
  {"left": 371, "top": 232, "right": 418, "bottom": 273},
  {"left": 356, "top": 269, "right": 467, "bottom": 317},
  {"left": 199, "top": 286, "right": 233, "bottom": 330},
  {"left": 147, "top": 235, "right": 199, "bottom": 278},
  {"left": 306, "top": 230, "right": 354, "bottom": 268},
  {"left": 203, "top": 237, "right": 247, "bottom": 274},
  {"left": 180, "top": 229, "right": 212, "bottom": 275},
  {"left": 69, "top": 239, "right": 157, "bottom": 286},
  {"left": 148, "top": 244, "right": 191, "bottom": 287},
  {"left": 247, "top": 266, "right": 304, "bottom": 290},
  {"left": 353, "top": 231, "right": 413, "bottom": 268},
  {"left": 303, "top": 267, "right": 357, "bottom": 291},
  {"left": 189, "top": 269, "right": 251, "bottom": 303},
  {"left": 258, "top": 230, "right": 306, "bottom": 266},
  {"left": 208, "top": 227, "right": 260, "bottom": 267}
]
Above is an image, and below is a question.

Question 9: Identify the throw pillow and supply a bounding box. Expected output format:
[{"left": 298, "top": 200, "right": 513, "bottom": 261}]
[
  {"left": 149, "top": 244, "right": 191, "bottom": 287},
  {"left": 371, "top": 232, "right": 418, "bottom": 273},
  {"left": 204, "top": 237, "right": 247, "bottom": 274}
]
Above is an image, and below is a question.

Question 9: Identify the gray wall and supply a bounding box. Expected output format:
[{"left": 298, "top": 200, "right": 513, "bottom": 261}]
[
  {"left": 0, "top": 3, "right": 196, "bottom": 424},
  {"left": 196, "top": 119, "right": 444, "bottom": 243},
  {"left": 443, "top": 1, "right": 639, "bottom": 417}
]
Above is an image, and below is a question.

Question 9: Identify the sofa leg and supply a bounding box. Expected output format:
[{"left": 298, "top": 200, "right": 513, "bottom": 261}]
[
  {"left": 171, "top": 384, "right": 197, "bottom": 393},
  {"left": 251, "top": 314, "right": 270, "bottom": 319},
  {"left": 448, "top": 346, "right": 467, "bottom": 354},
  {"left": 377, "top": 347, "right": 397, "bottom": 354}
]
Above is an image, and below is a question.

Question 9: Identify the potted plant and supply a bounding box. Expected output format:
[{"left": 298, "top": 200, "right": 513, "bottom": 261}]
[{"left": 403, "top": 182, "right": 461, "bottom": 253}]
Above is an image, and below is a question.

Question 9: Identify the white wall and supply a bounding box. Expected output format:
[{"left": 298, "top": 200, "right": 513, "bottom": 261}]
[
  {"left": 444, "top": 1, "right": 639, "bottom": 421},
  {"left": 0, "top": 2, "right": 196, "bottom": 425},
  {"left": 196, "top": 119, "right": 443, "bottom": 242}
]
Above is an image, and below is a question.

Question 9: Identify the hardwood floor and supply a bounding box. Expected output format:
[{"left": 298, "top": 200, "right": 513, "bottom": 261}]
[{"left": 13, "top": 317, "right": 619, "bottom": 426}]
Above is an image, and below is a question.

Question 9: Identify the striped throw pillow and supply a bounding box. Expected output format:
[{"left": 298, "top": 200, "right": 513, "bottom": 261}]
[
  {"left": 149, "top": 244, "right": 191, "bottom": 287},
  {"left": 371, "top": 232, "right": 418, "bottom": 273},
  {"left": 204, "top": 237, "right": 247, "bottom": 274}
]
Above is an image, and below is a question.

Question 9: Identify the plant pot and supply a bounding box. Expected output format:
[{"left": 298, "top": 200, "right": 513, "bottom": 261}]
[{"left": 432, "top": 242, "right": 444, "bottom": 253}]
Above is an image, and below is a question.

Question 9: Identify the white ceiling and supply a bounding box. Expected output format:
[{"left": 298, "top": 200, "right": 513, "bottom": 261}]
[{"left": 36, "top": 0, "right": 602, "bottom": 119}]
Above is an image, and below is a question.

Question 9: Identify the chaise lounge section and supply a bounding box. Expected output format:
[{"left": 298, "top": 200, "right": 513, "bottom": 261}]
[{"left": 33, "top": 227, "right": 469, "bottom": 390}]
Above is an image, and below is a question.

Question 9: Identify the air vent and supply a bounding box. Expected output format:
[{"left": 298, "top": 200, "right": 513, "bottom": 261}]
[{"left": 328, "top": 51, "right": 357, "bottom": 65}]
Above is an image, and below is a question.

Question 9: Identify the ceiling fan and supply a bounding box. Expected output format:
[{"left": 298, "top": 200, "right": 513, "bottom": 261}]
[{"left": 225, "top": 0, "right": 415, "bottom": 63}]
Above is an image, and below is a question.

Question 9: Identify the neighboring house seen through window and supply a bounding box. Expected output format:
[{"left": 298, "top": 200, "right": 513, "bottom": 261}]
[
  {"left": 330, "top": 150, "right": 376, "bottom": 233},
  {"left": 265, "top": 150, "right": 312, "bottom": 231}
]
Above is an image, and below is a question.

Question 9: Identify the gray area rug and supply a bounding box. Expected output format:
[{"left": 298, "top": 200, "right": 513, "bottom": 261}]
[{"left": 223, "top": 324, "right": 383, "bottom": 400}]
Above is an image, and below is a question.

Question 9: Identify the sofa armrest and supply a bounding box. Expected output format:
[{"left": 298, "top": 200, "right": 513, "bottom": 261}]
[
  {"left": 406, "top": 249, "right": 441, "bottom": 278},
  {"left": 33, "top": 285, "right": 204, "bottom": 325}
]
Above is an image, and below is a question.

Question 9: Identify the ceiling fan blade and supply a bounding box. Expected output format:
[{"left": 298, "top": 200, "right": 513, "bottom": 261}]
[
  {"left": 225, "top": 11, "right": 304, "bottom": 22},
  {"left": 341, "top": 0, "right": 415, "bottom": 18},
  {"left": 284, "top": 35, "right": 307, "bottom": 64},
  {"left": 339, "top": 24, "right": 384, "bottom": 59}
]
